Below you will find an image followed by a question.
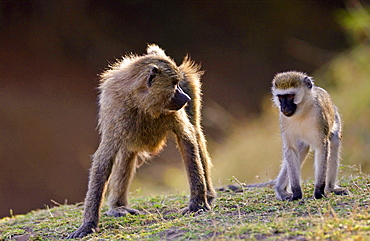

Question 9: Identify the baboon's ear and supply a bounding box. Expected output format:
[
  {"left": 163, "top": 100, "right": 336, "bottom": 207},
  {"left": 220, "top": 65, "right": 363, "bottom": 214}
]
[
  {"left": 303, "top": 76, "right": 313, "bottom": 89},
  {"left": 147, "top": 66, "right": 159, "bottom": 87},
  {"left": 147, "top": 44, "right": 166, "bottom": 56}
]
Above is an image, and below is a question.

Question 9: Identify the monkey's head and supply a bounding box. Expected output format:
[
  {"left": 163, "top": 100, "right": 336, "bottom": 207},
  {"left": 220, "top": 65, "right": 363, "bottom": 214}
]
[
  {"left": 272, "top": 71, "right": 314, "bottom": 117},
  {"left": 100, "top": 44, "right": 192, "bottom": 118}
]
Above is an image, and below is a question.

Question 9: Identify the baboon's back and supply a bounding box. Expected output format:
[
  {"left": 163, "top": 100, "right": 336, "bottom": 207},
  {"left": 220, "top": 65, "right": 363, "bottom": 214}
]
[{"left": 179, "top": 60, "right": 203, "bottom": 127}]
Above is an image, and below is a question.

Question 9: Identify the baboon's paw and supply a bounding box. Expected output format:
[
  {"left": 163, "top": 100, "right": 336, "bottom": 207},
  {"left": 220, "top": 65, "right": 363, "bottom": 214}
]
[
  {"left": 181, "top": 207, "right": 206, "bottom": 215},
  {"left": 207, "top": 191, "right": 217, "bottom": 204},
  {"left": 104, "top": 207, "right": 140, "bottom": 217},
  {"left": 182, "top": 201, "right": 210, "bottom": 215},
  {"left": 67, "top": 222, "right": 96, "bottom": 239}
]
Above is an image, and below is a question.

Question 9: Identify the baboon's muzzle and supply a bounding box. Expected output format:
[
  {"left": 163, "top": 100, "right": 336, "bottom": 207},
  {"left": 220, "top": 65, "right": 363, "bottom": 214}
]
[{"left": 167, "top": 86, "right": 191, "bottom": 111}]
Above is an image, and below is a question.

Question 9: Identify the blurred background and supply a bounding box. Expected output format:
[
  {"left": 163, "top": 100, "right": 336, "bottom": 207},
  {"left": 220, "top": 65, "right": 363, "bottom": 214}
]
[{"left": 1, "top": 0, "right": 369, "bottom": 218}]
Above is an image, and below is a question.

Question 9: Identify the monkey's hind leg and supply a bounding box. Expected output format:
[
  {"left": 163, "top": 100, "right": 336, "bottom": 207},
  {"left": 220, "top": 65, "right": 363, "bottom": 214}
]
[
  {"left": 276, "top": 143, "right": 309, "bottom": 201},
  {"left": 275, "top": 162, "right": 292, "bottom": 200},
  {"left": 326, "top": 130, "right": 348, "bottom": 196},
  {"left": 313, "top": 141, "right": 330, "bottom": 199},
  {"left": 105, "top": 149, "right": 140, "bottom": 217}
]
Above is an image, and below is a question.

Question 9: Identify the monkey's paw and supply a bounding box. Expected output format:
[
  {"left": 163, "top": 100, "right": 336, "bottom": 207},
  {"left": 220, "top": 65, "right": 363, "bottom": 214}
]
[
  {"left": 278, "top": 193, "right": 292, "bottom": 201},
  {"left": 332, "top": 188, "right": 349, "bottom": 196},
  {"left": 104, "top": 207, "right": 140, "bottom": 217},
  {"left": 67, "top": 222, "right": 96, "bottom": 239},
  {"left": 276, "top": 190, "right": 293, "bottom": 201},
  {"left": 314, "top": 189, "right": 326, "bottom": 200}
]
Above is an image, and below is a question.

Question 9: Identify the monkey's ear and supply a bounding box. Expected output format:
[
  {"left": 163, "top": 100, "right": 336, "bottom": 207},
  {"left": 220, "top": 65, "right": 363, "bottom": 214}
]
[
  {"left": 147, "top": 66, "right": 159, "bottom": 87},
  {"left": 303, "top": 76, "right": 313, "bottom": 89}
]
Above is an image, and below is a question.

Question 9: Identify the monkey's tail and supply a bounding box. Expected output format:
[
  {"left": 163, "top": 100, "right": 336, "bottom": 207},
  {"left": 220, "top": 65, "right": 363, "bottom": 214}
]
[
  {"left": 243, "top": 180, "right": 276, "bottom": 188},
  {"left": 216, "top": 180, "right": 276, "bottom": 193}
]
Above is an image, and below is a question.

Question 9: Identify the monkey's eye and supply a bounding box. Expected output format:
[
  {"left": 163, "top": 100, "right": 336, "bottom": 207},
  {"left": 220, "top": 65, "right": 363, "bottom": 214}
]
[
  {"left": 287, "top": 94, "right": 295, "bottom": 100},
  {"left": 277, "top": 94, "right": 295, "bottom": 103}
]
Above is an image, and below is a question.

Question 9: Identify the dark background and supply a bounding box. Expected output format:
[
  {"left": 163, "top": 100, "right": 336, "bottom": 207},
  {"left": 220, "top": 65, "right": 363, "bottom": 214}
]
[{"left": 0, "top": 0, "right": 350, "bottom": 218}]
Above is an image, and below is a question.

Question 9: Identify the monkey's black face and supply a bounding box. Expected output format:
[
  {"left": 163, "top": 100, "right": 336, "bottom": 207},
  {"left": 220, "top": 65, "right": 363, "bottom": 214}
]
[
  {"left": 277, "top": 94, "right": 296, "bottom": 117},
  {"left": 167, "top": 85, "right": 191, "bottom": 111}
]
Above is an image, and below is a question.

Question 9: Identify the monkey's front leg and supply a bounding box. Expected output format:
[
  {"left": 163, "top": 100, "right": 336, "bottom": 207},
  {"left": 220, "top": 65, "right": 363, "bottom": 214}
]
[
  {"left": 68, "top": 145, "right": 115, "bottom": 239},
  {"left": 177, "top": 136, "right": 210, "bottom": 214},
  {"left": 313, "top": 142, "right": 329, "bottom": 199},
  {"left": 285, "top": 147, "right": 303, "bottom": 201}
]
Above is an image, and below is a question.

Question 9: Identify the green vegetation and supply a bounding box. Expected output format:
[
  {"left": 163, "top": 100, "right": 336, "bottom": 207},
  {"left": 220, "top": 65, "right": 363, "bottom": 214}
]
[
  {"left": 1, "top": 5, "right": 369, "bottom": 241},
  {"left": 1, "top": 167, "right": 369, "bottom": 240}
]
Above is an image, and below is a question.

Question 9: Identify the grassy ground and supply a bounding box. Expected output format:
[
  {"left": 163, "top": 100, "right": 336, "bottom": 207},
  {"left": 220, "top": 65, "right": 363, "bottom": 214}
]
[{"left": 1, "top": 167, "right": 369, "bottom": 240}]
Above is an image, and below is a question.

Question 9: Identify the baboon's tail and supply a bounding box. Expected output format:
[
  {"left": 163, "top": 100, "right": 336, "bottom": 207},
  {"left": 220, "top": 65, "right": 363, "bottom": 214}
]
[{"left": 216, "top": 180, "right": 276, "bottom": 193}]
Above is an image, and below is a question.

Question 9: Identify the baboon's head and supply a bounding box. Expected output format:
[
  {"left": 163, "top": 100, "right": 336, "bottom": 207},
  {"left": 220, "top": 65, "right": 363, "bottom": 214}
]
[
  {"left": 137, "top": 45, "right": 191, "bottom": 118},
  {"left": 100, "top": 44, "right": 194, "bottom": 118}
]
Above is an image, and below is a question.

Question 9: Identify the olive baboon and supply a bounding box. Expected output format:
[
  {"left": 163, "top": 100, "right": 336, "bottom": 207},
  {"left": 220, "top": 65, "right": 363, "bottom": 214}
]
[{"left": 68, "top": 44, "right": 215, "bottom": 238}]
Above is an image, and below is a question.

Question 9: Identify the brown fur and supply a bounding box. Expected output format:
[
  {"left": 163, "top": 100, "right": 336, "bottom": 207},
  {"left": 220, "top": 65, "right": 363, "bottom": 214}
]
[{"left": 68, "top": 45, "right": 216, "bottom": 238}]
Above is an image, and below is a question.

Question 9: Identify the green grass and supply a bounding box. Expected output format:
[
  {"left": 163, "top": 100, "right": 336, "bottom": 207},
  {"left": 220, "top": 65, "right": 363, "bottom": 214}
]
[{"left": 1, "top": 167, "right": 369, "bottom": 240}]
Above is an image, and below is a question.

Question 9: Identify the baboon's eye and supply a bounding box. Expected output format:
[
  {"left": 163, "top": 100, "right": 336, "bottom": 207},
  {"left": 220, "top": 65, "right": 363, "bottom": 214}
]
[
  {"left": 147, "top": 66, "right": 159, "bottom": 87},
  {"left": 148, "top": 74, "right": 155, "bottom": 87}
]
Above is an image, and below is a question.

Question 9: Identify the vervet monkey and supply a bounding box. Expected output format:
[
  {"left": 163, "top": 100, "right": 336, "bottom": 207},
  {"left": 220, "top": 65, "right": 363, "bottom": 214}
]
[
  {"left": 218, "top": 72, "right": 348, "bottom": 200},
  {"left": 68, "top": 44, "right": 216, "bottom": 238},
  {"left": 271, "top": 71, "right": 348, "bottom": 201}
]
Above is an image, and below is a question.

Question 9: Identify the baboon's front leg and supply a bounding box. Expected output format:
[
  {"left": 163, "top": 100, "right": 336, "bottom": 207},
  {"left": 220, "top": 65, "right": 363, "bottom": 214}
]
[
  {"left": 176, "top": 135, "right": 209, "bottom": 214},
  {"left": 68, "top": 142, "right": 117, "bottom": 239}
]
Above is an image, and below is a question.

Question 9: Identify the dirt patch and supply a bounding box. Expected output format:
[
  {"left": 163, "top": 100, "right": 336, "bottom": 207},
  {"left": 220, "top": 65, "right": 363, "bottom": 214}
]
[
  {"left": 11, "top": 234, "right": 30, "bottom": 241},
  {"left": 159, "top": 227, "right": 187, "bottom": 240}
]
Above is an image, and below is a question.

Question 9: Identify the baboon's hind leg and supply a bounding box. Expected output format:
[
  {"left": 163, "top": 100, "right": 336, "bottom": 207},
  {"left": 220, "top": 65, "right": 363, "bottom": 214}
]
[
  {"left": 105, "top": 149, "right": 140, "bottom": 217},
  {"left": 176, "top": 135, "right": 209, "bottom": 214},
  {"left": 197, "top": 132, "right": 216, "bottom": 204}
]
